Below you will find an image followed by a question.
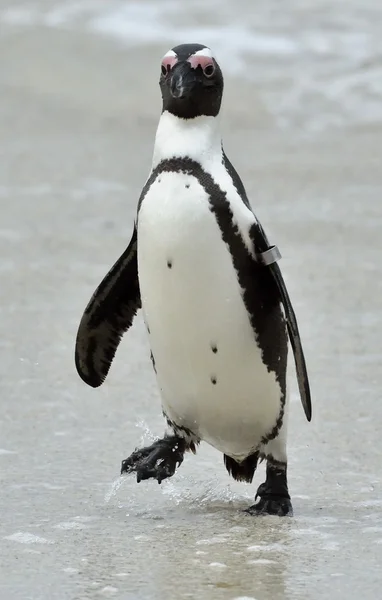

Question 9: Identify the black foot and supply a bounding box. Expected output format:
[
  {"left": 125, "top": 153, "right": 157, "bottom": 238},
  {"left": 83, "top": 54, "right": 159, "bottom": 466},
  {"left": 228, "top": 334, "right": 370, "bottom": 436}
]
[
  {"left": 121, "top": 436, "right": 186, "bottom": 484},
  {"left": 246, "top": 460, "right": 293, "bottom": 517},
  {"left": 246, "top": 495, "right": 293, "bottom": 517}
]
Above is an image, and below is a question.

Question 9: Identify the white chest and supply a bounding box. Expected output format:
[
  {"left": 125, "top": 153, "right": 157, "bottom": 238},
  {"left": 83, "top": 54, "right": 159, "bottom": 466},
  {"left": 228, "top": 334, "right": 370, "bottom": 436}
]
[
  {"left": 137, "top": 169, "right": 282, "bottom": 459},
  {"left": 138, "top": 171, "right": 248, "bottom": 349}
]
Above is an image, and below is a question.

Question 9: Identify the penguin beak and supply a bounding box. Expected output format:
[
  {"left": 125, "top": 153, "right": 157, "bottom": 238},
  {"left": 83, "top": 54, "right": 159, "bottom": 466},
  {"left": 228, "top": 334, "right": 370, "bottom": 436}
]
[{"left": 170, "top": 62, "right": 196, "bottom": 99}]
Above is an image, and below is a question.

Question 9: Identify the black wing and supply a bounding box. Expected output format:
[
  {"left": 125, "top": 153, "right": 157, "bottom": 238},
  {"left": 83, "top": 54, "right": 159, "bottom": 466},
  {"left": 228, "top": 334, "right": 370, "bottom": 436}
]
[
  {"left": 250, "top": 219, "right": 312, "bottom": 422},
  {"left": 224, "top": 153, "right": 312, "bottom": 422},
  {"left": 75, "top": 225, "right": 141, "bottom": 388}
]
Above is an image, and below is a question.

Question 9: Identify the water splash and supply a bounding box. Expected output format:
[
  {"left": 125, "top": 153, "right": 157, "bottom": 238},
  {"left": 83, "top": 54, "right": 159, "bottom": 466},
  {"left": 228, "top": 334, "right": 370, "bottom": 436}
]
[
  {"left": 104, "top": 476, "right": 126, "bottom": 504},
  {"left": 161, "top": 474, "right": 252, "bottom": 508},
  {"left": 135, "top": 419, "right": 157, "bottom": 446},
  {"left": 104, "top": 420, "right": 156, "bottom": 505}
]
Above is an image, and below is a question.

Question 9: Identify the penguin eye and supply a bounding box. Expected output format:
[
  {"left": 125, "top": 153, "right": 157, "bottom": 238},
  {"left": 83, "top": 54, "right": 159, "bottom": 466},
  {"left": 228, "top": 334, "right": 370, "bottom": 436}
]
[
  {"left": 203, "top": 64, "right": 215, "bottom": 78},
  {"left": 161, "top": 55, "right": 178, "bottom": 76}
]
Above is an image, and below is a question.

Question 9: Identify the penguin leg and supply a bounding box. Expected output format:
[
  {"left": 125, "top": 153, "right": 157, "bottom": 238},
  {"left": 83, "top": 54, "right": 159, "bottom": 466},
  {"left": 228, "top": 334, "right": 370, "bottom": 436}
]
[
  {"left": 121, "top": 435, "right": 191, "bottom": 484},
  {"left": 246, "top": 418, "right": 293, "bottom": 517}
]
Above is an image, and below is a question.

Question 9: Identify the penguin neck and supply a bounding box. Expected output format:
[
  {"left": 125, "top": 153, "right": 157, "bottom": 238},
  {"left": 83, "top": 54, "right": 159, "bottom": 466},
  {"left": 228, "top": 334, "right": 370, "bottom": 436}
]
[{"left": 152, "top": 110, "right": 223, "bottom": 169}]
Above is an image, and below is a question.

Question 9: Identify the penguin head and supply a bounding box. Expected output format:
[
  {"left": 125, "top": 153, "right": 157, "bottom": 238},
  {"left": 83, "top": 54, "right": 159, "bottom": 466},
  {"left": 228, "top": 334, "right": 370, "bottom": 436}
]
[{"left": 159, "top": 44, "right": 224, "bottom": 119}]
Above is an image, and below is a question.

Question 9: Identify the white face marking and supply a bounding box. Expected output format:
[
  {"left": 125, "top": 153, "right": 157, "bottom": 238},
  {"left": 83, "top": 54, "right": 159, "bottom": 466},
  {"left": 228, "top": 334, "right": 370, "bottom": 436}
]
[
  {"left": 161, "top": 49, "right": 178, "bottom": 72},
  {"left": 187, "top": 47, "right": 217, "bottom": 71},
  {"left": 162, "top": 49, "right": 177, "bottom": 59},
  {"left": 193, "top": 47, "right": 214, "bottom": 59}
]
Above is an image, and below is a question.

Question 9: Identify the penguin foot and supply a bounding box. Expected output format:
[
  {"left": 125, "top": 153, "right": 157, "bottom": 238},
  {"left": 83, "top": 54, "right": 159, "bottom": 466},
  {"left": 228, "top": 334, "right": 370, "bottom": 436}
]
[
  {"left": 246, "top": 495, "right": 293, "bottom": 517},
  {"left": 245, "top": 460, "right": 293, "bottom": 517},
  {"left": 121, "top": 436, "right": 186, "bottom": 484}
]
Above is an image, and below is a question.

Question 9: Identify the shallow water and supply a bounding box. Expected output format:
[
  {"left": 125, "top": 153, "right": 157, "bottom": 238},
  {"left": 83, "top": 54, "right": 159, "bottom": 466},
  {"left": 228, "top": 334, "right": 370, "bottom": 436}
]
[
  {"left": 1, "top": 0, "right": 382, "bottom": 131},
  {"left": 1, "top": 1, "right": 382, "bottom": 599}
]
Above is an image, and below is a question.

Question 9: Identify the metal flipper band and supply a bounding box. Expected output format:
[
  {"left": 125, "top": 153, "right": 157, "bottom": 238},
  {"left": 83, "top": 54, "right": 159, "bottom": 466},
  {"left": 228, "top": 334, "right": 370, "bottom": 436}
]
[{"left": 257, "top": 245, "right": 282, "bottom": 266}]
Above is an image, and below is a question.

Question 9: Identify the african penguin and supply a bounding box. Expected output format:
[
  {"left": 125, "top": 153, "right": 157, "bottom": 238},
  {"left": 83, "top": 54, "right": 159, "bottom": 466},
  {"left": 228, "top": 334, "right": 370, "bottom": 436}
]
[{"left": 75, "top": 43, "right": 311, "bottom": 517}]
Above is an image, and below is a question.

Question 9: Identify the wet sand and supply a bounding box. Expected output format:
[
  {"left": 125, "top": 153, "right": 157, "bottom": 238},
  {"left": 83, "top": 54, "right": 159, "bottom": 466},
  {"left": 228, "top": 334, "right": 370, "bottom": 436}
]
[{"left": 1, "top": 12, "right": 382, "bottom": 600}]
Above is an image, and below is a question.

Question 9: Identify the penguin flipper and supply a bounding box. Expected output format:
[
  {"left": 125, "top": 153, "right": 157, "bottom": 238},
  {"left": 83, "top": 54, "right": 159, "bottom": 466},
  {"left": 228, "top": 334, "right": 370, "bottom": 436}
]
[
  {"left": 75, "top": 225, "right": 141, "bottom": 388},
  {"left": 270, "top": 262, "right": 312, "bottom": 422},
  {"left": 251, "top": 220, "right": 312, "bottom": 422}
]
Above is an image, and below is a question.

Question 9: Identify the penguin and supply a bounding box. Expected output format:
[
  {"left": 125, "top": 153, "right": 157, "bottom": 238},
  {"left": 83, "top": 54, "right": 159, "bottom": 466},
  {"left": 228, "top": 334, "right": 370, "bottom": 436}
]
[{"left": 75, "top": 43, "right": 311, "bottom": 517}]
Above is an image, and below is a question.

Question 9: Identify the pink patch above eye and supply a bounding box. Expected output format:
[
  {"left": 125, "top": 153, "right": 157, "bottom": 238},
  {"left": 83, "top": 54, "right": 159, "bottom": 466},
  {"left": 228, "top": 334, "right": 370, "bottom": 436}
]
[
  {"left": 187, "top": 55, "right": 214, "bottom": 70},
  {"left": 161, "top": 56, "right": 178, "bottom": 70}
]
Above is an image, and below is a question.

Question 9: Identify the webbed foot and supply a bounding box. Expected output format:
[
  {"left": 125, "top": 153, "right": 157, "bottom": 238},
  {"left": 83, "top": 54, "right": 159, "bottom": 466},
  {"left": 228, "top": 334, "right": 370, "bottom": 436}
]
[
  {"left": 246, "top": 461, "right": 293, "bottom": 517},
  {"left": 121, "top": 436, "right": 186, "bottom": 484},
  {"left": 246, "top": 495, "right": 293, "bottom": 516}
]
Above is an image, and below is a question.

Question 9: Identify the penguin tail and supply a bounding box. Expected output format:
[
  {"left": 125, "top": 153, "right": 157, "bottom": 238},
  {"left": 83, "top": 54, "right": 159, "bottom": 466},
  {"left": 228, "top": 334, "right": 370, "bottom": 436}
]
[{"left": 224, "top": 452, "right": 259, "bottom": 483}]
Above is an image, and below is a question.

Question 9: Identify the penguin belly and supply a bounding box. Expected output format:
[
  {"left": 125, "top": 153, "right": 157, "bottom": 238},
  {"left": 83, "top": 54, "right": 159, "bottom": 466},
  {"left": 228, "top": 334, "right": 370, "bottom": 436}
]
[{"left": 137, "top": 171, "right": 283, "bottom": 461}]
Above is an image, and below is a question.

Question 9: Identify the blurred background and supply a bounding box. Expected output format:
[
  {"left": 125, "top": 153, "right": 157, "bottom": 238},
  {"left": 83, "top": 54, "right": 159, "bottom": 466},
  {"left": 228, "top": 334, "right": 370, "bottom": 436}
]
[{"left": 1, "top": 1, "right": 382, "bottom": 599}]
